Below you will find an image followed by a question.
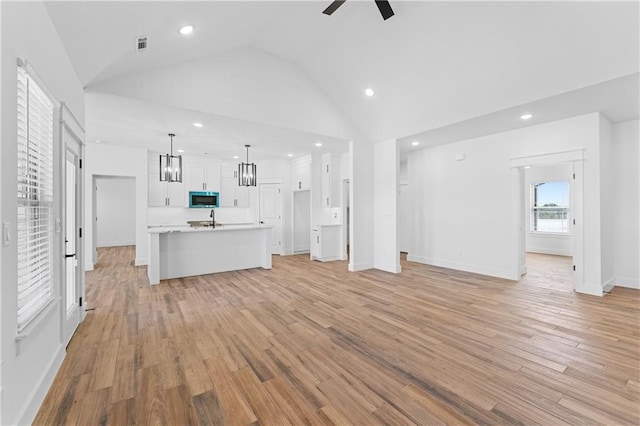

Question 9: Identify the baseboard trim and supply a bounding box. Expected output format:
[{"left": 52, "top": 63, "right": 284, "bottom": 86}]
[
  {"left": 526, "top": 248, "right": 573, "bottom": 257},
  {"left": 349, "top": 261, "right": 374, "bottom": 272},
  {"left": 135, "top": 257, "right": 148, "bottom": 266},
  {"left": 406, "top": 255, "right": 513, "bottom": 280},
  {"left": 97, "top": 241, "right": 136, "bottom": 248},
  {"left": 602, "top": 276, "right": 616, "bottom": 293},
  {"left": 375, "top": 261, "right": 402, "bottom": 274},
  {"left": 615, "top": 277, "right": 640, "bottom": 289},
  {"left": 16, "top": 344, "right": 65, "bottom": 426}
]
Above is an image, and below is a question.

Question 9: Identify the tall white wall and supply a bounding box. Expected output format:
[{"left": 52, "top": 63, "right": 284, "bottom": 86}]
[
  {"left": 373, "top": 140, "right": 400, "bottom": 273},
  {"left": 85, "top": 143, "right": 148, "bottom": 269},
  {"left": 349, "top": 138, "right": 375, "bottom": 271},
  {"left": 95, "top": 176, "right": 136, "bottom": 247},
  {"left": 612, "top": 119, "right": 639, "bottom": 288},
  {"left": 407, "top": 113, "right": 605, "bottom": 295},
  {"left": 599, "top": 115, "right": 615, "bottom": 288},
  {"left": 524, "top": 164, "right": 573, "bottom": 256},
  {"left": 0, "top": 2, "right": 85, "bottom": 424}
]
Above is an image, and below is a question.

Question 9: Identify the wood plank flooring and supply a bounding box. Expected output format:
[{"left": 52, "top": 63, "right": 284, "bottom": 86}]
[{"left": 35, "top": 246, "right": 640, "bottom": 425}]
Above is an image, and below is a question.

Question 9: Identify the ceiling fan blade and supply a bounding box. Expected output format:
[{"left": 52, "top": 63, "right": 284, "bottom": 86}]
[
  {"left": 375, "top": 0, "right": 394, "bottom": 20},
  {"left": 323, "top": 0, "right": 347, "bottom": 16}
]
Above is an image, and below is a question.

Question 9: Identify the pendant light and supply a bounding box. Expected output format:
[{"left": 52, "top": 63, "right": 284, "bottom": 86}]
[
  {"left": 238, "top": 144, "right": 257, "bottom": 186},
  {"left": 160, "top": 133, "right": 183, "bottom": 182}
]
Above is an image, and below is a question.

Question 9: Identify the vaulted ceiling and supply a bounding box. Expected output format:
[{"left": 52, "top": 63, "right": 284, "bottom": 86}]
[{"left": 44, "top": 1, "right": 639, "bottom": 157}]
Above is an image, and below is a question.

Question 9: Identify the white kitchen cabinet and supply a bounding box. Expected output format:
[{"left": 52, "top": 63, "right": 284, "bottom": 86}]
[
  {"left": 292, "top": 155, "right": 311, "bottom": 191},
  {"left": 220, "top": 166, "right": 249, "bottom": 207},
  {"left": 148, "top": 153, "right": 185, "bottom": 207},
  {"left": 185, "top": 158, "right": 221, "bottom": 192},
  {"left": 321, "top": 153, "right": 331, "bottom": 207},
  {"left": 310, "top": 224, "right": 342, "bottom": 262}
]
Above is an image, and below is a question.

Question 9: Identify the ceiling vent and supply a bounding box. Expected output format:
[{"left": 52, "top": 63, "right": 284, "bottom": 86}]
[{"left": 135, "top": 36, "right": 148, "bottom": 53}]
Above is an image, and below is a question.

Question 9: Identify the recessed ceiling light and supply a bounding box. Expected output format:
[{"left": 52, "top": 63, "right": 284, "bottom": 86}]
[
  {"left": 95, "top": 139, "right": 103, "bottom": 144},
  {"left": 179, "top": 25, "right": 194, "bottom": 35},
  {"left": 287, "top": 153, "right": 293, "bottom": 157},
  {"left": 233, "top": 155, "right": 239, "bottom": 159},
  {"left": 411, "top": 141, "right": 420, "bottom": 146},
  {"left": 520, "top": 113, "right": 533, "bottom": 120},
  {"left": 192, "top": 122, "right": 203, "bottom": 128},
  {"left": 315, "top": 142, "right": 323, "bottom": 147},
  {"left": 177, "top": 149, "right": 184, "bottom": 153},
  {"left": 365, "top": 88, "right": 375, "bottom": 97}
]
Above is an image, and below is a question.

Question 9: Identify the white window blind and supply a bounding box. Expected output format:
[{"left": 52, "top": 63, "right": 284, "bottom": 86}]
[{"left": 17, "top": 65, "right": 55, "bottom": 331}]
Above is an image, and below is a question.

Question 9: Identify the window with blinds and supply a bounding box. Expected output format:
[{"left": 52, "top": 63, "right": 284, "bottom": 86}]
[{"left": 17, "top": 65, "right": 55, "bottom": 331}]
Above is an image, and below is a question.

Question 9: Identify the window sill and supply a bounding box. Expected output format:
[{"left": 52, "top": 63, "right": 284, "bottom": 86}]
[{"left": 15, "top": 297, "right": 60, "bottom": 356}]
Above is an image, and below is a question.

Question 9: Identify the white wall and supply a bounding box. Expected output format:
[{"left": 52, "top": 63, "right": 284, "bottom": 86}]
[
  {"left": 91, "top": 47, "right": 354, "bottom": 140},
  {"left": 612, "top": 119, "right": 639, "bottom": 289},
  {"left": 0, "top": 2, "right": 85, "bottom": 424},
  {"left": 407, "top": 113, "right": 605, "bottom": 295},
  {"left": 599, "top": 115, "right": 615, "bottom": 288},
  {"left": 293, "top": 190, "right": 311, "bottom": 253},
  {"left": 524, "top": 164, "right": 573, "bottom": 256},
  {"left": 85, "top": 143, "right": 148, "bottom": 269},
  {"left": 374, "top": 140, "right": 400, "bottom": 273},
  {"left": 349, "top": 138, "right": 375, "bottom": 271},
  {"left": 95, "top": 176, "right": 136, "bottom": 247}
]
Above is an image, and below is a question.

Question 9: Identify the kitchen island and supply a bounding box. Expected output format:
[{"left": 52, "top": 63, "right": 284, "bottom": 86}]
[{"left": 147, "top": 225, "right": 271, "bottom": 285}]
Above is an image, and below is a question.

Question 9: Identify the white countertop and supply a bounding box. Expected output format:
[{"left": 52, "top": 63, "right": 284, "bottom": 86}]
[{"left": 148, "top": 224, "right": 270, "bottom": 234}]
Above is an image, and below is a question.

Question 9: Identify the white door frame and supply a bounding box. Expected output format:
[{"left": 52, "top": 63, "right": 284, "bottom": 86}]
[
  {"left": 259, "top": 180, "right": 284, "bottom": 255},
  {"left": 60, "top": 106, "right": 85, "bottom": 346},
  {"left": 510, "top": 149, "right": 584, "bottom": 291}
]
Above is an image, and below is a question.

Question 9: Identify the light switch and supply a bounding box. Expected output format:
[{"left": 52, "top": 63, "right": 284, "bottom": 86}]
[
  {"left": 55, "top": 218, "right": 62, "bottom": 233},
  {"left": 3, "top": 222, "right": 10, "bottom": 246}
]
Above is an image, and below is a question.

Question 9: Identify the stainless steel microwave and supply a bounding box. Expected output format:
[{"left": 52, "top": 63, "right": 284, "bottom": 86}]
[{"left": 189, "top": 191, "right": 219, "bottom": 208}]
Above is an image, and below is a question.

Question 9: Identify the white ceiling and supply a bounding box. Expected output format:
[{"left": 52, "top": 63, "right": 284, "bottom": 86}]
[{"left": 44, "top": 1, "right": 640, "bottom": 158}]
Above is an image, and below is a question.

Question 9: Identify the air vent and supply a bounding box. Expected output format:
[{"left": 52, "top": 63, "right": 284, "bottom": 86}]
[{"left": 135, "top": 35, "right": 148, "bottom": 53}]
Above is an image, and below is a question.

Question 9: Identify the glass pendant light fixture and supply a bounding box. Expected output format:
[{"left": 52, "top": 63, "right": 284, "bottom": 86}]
[
  {"left": 160, "top": 133, "right": 183, "bottom": 182},
  {"left": 238, "top": 144, "right": 257, "bottom": 186}
]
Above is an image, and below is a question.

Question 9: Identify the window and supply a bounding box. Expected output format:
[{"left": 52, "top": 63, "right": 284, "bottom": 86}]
[
  {"left": 531, "top": 180, "right": 570, "bottom": 234},
  {"left": 16, "top": 65, "right": 55, "bottom": 331}
]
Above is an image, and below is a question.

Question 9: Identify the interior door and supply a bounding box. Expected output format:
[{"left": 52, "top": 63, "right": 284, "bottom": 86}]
[
  {"left": 259, "top": 183, "right": 283, "bottom": 254},
  {"left": 62, "top": 135, "right": 82, "bottom": 345}
]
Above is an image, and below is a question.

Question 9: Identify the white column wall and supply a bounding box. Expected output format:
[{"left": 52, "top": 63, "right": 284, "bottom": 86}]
[
  {"left": 612, "top": 119, "right": 640, "bottom": 288},
  {"left": 373, "top": 139, "right": 400, "bottom": 273},
  {"left": 599, "top": 115, "right": 615, "bottom": 288},
  {"left": 349, "top": 139, "right": 375, "bottom": 271}
]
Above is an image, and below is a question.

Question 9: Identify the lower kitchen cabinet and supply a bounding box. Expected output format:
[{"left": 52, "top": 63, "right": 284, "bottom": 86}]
[{"left": 310, "top": 224, "right": 342, "bottom": 262}]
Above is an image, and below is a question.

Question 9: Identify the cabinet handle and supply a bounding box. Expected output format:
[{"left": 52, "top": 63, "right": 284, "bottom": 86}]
[
  {"left": 317, "top": 236, "right": 319, "bottom": 243},
  {"left": 234, "top": 199, "right": 237, "bottom": 207},
  {"left": 326, "top": 197, "right": 329, "bottom": 206},
  {"left": 298, "top": 181, "right": 301, "bottom": 189}
]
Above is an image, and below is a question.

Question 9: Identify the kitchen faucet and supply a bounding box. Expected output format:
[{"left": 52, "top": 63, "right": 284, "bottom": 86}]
[{"left": 209, "top": 209, "right": 215, "bottom": 228}]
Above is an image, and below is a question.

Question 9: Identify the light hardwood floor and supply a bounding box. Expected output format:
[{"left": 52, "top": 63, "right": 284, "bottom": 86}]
[{"left": 34, "top": 246, "right": 639, "bottom": 425}]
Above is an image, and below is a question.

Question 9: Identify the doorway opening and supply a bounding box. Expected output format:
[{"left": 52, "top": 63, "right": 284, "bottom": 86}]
[
  {"left": 92, "top": 175, "right": 136, "bottom": 268},
  {"left": 512, "top": 150, "right": 584, "bottom": 292},
  {"left": 522, "top": 165, "right": 574, "bottom": 291}
]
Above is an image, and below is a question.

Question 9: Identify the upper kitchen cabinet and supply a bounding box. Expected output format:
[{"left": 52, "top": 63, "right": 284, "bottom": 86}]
[
  {"left": 185, "top": 157, "right": 222, "bottom": 192},
  {"left": 321, "top": 153, "right": 331, "bottom": 207},
  {"left": 148, "top": 153, "right": 185, "bottom": 207},
  {"left": 220, "top": 165, "right": 249, "bottom": 207},
  {"left": 292, "top": 155, "right": 311, "bottom": 191}
]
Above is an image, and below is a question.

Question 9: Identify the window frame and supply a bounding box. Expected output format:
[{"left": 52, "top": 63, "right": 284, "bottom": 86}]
[
  {"left": 16, "top": 63, "right": 57, "bottom": 333},
  {"left": 529, "top": 179, "right": 571, "bottom": 236}
]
